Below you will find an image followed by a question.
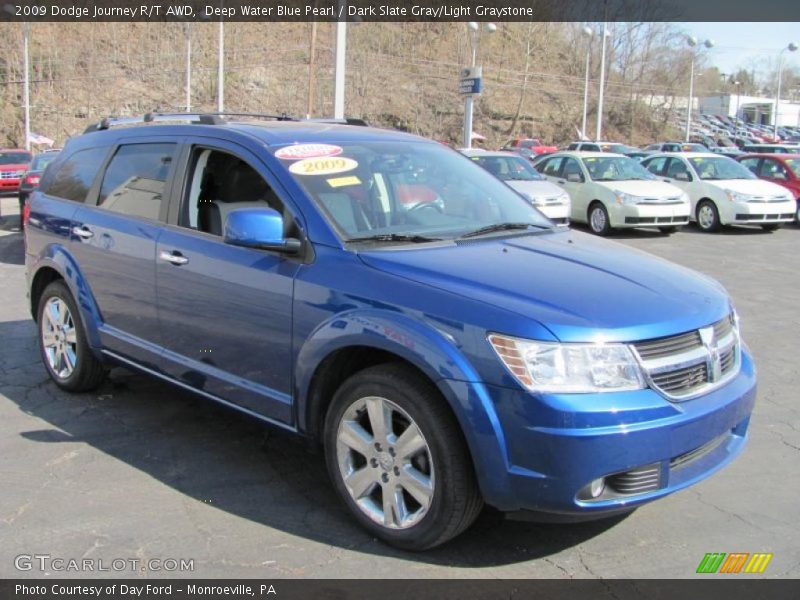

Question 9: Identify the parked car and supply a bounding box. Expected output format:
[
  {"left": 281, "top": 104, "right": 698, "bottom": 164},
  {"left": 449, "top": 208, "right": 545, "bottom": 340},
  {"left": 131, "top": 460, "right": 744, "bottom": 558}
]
[
  {"left": 0, "top": 148, "right": 32, "bottom": 194},
  {"left": 533, "top": 151, "right": 690, "bottom": 235},
  {"left": 736, "top": 153, "right": 800, "bottom": 223},
  {"left": 643, "top": 142, "right": 707, "bottom": 153},
  {"left": 567, "top": 141, "right": 642, "bottom": 156},
  {"left": 25, "top": 114, "right": 756, "bottom": 550},
  {"left": 641, "top": 152, "right": 795, "bottom": 232},
  {"left": 460, "top": 149, "right": 570, "bottom": 225},
  {"left": 501, "top": 137, "right": 558, "bottom": 155},
  {"left": 740, "top": 143, "right": 800, "bottom": 154},
  {"left": 18, "top": 150, "right": 61, "bottom": 228}
]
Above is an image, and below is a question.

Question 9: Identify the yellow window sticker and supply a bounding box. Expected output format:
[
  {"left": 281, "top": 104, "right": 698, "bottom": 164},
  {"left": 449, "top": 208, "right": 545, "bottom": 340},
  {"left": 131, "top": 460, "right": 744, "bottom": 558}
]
[
  {"left": 289, "top": 157, "right": 358, "bottom": 176},
  {"left": 327, "top": 175, "right": 362, "bottom": 188}
]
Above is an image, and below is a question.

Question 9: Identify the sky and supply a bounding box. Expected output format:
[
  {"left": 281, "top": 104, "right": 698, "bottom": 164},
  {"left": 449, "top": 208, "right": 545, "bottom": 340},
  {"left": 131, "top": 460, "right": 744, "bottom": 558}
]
[{"left": 685, "top": 22, "right": 800, "bottom": 76}]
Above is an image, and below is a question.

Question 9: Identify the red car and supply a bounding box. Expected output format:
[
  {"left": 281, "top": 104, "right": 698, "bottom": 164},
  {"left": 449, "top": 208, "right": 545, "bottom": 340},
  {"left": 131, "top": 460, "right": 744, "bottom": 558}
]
[
  {"left": 0, "top": 148, "right": 32, "bottom": 193},
  {"left": 501, "top": 138, "right": 558, "bottom": 156},
  {"left": 737, "top": 153, "right": 800, "bottom": 223}
]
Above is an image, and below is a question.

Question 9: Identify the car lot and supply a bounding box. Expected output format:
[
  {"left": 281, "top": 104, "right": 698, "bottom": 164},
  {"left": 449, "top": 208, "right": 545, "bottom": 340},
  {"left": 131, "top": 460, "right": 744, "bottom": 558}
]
[{"left": 0, "top": 192, "right": 798, "bottom": 578}]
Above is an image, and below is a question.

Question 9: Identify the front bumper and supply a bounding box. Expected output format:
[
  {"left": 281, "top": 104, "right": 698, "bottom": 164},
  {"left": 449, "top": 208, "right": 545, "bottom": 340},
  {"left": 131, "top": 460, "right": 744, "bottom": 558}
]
[
  {"left": 536, "top": 203, "right": 570, "bottom": 223},
  {"left": 0, "top": 178, "right": 22, "bottom": 192},
  {"left": 459, "top": 349, "right": 756, "bottom": 516},
  {"left": 609, "top": 203, "right": 691, "bottom": 228},
  {"left": 726, "top": 199, "right": 795, "bottom": 224}
]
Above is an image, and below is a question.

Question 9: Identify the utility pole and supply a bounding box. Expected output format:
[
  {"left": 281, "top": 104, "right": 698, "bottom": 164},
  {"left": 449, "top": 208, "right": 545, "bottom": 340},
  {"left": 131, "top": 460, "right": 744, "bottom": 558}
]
[
  {"left": 334, "top": 18, "right": 346, "bottom": 119},
  {"left": 217, "top": 19, "right": 224, "bottom": 112},
  {"left": 307, "top": 21, "right": 318, "bottom": 118},
  {"left": 23, "top": 21, "right": 30, "bottom": 150},
  {"left": 184, "top": 23, "right": 192, "bottom": 112}
]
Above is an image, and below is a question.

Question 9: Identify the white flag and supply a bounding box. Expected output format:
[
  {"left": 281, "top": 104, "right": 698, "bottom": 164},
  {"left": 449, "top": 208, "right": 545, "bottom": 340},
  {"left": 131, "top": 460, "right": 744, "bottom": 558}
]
[{"left": 28, "top": 132, "right": 55, "bottom": 147}]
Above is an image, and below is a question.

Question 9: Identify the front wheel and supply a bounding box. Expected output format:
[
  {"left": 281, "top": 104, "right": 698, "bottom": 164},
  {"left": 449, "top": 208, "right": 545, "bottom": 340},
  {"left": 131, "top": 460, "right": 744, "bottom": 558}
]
[
  {"left": 324, "top": 364, "right": 482, "bottom": 550},
  {"left": 696, "top": 200, "right": 721, "bottom": 232},
  {"left": 588, "top": 202, "right": 612, "bottom": 236},
  {"left": 37, "top": 281, "right": 106, "bottom": 392}
]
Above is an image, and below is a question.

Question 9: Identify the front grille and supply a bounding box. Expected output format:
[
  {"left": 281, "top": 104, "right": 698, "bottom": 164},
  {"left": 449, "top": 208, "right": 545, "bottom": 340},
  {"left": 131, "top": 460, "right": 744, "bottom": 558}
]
[
  {"left": 624, "top": 216, "right": 689, "bottom": 225},
  {"left": 670, "top": 433, "right": 728, "bottom": 470},
  {"left": 0, "top": 171, "right": 18, "bottom": 179},
  {"left": 632, "top": 314, "right": 740, "bottom": 401},
  {"left": 736, "top": 213, "right": 794, "bottom": 221},
  {"left": 607, "top": 464, "right": 661, "bottom": 495}
]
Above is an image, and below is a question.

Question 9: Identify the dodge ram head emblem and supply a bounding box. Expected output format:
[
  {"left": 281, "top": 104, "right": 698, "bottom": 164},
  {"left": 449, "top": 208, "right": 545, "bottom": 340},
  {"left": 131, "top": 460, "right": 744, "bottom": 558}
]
[{"left": 699, "top": 326, "right": 722, "bottom": 383}]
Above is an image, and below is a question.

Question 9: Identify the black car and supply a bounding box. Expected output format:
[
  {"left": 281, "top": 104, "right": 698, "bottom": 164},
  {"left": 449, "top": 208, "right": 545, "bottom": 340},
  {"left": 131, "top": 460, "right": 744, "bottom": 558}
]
[{"left": 18, "top": 150, "right": 60, "bottom": 227}]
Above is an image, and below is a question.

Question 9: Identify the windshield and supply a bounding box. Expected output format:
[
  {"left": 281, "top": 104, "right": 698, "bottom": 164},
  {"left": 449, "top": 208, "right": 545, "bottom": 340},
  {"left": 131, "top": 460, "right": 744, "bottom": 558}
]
[
  {"left": 30, "top": 152, "right": 59, "bottom": 171},
  {"left": 519, "top": 139, "right": 541, "bottom": 149},
  {"left": 784, "top": 158, "right": 800, "bottom": 177},
  {"left": 582, "top": 156, "right": 656, "bottom": 181},
  {"left": 600, "top": 144, "right": 635, "bottom": 154},
  {"left": 470, "top": 154, "right": 545, "bottom": 181},
  {"left": 274, "top": 141, "right": 552, "bottom": 242},
  {"left": 681, "top": 144, "right": 707, "bottom": 152},
  {"left": 0, "top": 152, "right": 32, "bottom": 165},
  {"left": 689, "top": 156, "right": 756, "bottom": 180}
]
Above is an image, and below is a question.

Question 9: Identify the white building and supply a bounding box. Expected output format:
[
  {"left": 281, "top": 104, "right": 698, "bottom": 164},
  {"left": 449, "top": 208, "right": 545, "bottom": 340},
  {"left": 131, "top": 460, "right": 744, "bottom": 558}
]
[{"left": 699, "top": 94, "right": 800, "bottom": 127}]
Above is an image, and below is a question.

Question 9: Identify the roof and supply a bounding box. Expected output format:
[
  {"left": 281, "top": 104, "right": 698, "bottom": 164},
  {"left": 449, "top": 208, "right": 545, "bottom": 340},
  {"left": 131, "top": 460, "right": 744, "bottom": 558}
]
[
  {"left": 459, "top": 149, "right": 519, "bottom": 158},
  {"left": 737, "top": 153, "right": 800, "bottom": 160},
  {"left": 648, "top": 152, "right": 720, "bottom": 159},
  {"left": 553, "top": 151, "right": 626, "bottom": 159}
]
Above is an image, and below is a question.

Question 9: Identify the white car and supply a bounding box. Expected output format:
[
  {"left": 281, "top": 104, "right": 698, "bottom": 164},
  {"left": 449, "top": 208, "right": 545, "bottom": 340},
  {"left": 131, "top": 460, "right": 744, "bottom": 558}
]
[
  {"left": 533, "top": 151, "right": 691, "bottom": 235},
  {"left": 641, "top": 152, "right": 796, "bottom": 232},
  {"left": 461, "top": 149, "right": 571, "bottom": 225}
]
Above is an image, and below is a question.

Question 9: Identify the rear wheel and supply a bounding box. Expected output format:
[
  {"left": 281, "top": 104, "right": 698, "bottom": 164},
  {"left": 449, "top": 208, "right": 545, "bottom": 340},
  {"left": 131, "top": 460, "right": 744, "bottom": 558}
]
[
  {"left": 37, "top": 281, "right": 106, "bottom": 392},
  {"left": 588, "top": 202, "right": 612, "bottom": 236},
  {"left": 324, "top": 363, "right": 482, "bottom": 550},
  {"left": 696, "top": 200, "right": 720, "bottom": 232}
]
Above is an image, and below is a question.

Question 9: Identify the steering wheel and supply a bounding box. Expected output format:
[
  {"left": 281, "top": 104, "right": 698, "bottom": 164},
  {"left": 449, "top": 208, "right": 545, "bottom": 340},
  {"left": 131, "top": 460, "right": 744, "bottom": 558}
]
[{"left": 408, "top": 201, "right": 444, "bottom": 214}]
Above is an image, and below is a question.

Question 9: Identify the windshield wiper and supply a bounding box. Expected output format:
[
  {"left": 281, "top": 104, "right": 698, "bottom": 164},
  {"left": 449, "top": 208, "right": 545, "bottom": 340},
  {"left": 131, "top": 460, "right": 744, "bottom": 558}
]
[
  {"left": 458, "top": 222, "right": 547, "bottom": 239},
  {"left": 345, "top": 233, "right": 442, "bottom": 244}
]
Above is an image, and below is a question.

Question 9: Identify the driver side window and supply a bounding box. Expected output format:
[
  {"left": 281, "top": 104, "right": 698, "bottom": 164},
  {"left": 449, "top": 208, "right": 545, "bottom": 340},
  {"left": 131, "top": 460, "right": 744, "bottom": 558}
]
[{"left": 666, "top": 158, "right": 692, "bottom": 181}]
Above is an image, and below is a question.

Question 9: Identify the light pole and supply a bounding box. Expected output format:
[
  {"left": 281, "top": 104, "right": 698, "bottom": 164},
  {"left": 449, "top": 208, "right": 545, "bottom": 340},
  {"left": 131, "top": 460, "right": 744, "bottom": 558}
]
[
  {"left": 733, "top": 80, "right": 742, "bottom": 144},
  {"left": 773, "top": 42, "right": 798, "bottom": 138},
  {"left": 581, "top": 26, "right": 593, "bottom": 140},
  {"left": 685, "top": 36, "right": 714, "bottom": 142},
  {"left": 4, "top": 5, "right": 31, "bottom": 150},
  {"left": 184, "top": 23, "right": 192, "bottom": 113},
  {"left": 595, "top": 24, "right": 610, "bottom": 141},
  {"left": 334, "top": 19, "right": 347, "bottom": 119},
  {"left": 463, "top": 21, "right": 496, "bottom": 149}
]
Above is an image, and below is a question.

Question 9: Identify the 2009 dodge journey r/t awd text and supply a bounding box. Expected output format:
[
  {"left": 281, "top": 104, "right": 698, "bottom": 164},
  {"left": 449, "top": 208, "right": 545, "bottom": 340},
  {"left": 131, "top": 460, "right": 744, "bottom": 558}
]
[{"left": 25, "top": 114, "right": 756, "bottom": 550}]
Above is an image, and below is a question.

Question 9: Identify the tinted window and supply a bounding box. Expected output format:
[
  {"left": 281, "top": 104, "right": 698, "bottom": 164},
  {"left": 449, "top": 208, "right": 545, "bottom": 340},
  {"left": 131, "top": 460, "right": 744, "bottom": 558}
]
[
  {"left": 44, "top": 147, "right": 108, "bottom": 203},
  {"left": 760, "top": 159, "right": 789, "bottom": 179},
  {"left": 471, "top": 155, "right": 544, "bottom": 181},
  {"left": 98, "top": 143, "right": 175, "bottom": 220},
  {"left": 643, "top": 156, "right": 667, "bottom": 175},
  {"left": 0, "top": 151, "right": 31, "bottom": 164},
  {"left": 739, "top": 158, "right": 760, "bottom": 174},
  {"left": 539, "top": 157, "right": 564, "bottom": 176},
  {"left": 666, "top": 158, "right": 691, "bottom": 180},
  {"left": 30, "top": 152, "right": 60, "bottom": 171}
]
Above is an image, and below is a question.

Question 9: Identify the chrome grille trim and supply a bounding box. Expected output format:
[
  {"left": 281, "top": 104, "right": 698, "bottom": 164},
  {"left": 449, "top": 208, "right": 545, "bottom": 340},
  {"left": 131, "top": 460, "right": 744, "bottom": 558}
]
[
  {"left": 631, "top": 314, "right": 741, "bottom": 402},
  {"left": 607, "top": 464, "right": 661, "bottom": 494},
  {"left": 670, "top": 433, "right": 729, "bottom": 470}
]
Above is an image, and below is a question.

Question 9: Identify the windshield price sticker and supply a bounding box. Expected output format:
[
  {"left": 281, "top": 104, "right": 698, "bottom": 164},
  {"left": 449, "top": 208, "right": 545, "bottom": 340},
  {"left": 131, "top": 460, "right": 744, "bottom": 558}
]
[
  {"left": 289, "top": 157, "right": 358, "bottom": 176},
  {"left": 275, "top": 144, "right": 343, "bottom": 161}
]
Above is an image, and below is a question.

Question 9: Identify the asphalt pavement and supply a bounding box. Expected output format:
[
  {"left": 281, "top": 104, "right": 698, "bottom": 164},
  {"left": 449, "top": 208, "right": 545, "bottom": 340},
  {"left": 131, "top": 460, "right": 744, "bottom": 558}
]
[{"left": 0, "top": 195, "right": 797, "bottom": 579}]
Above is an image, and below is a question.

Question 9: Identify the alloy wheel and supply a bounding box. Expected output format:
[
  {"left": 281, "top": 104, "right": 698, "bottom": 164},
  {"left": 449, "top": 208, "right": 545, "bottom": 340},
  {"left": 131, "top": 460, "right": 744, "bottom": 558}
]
[{"left": 41, "top": 297, "right": 78, "bottom": 379}]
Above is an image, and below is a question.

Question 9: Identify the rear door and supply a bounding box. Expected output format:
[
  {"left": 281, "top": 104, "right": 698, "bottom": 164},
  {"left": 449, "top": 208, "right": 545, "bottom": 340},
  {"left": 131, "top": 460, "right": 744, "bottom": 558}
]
[
  {"left": 155, "top": 138, "right": 303, "bottom": 424},
  {"left": 70, "top": 138, "right": 177, "bottom": 363}
]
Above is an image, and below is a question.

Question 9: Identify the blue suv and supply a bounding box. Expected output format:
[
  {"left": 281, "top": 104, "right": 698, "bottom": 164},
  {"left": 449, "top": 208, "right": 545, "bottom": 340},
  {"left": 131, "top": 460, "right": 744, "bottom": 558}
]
[{"left": 25, "top": 114, "right": 756, "bottom": 550}]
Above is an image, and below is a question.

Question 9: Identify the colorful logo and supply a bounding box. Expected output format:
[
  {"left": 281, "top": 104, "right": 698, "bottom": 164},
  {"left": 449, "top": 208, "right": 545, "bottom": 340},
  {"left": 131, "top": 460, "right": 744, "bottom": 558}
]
[{"left": 696, "top": 552, "right": 773, "bottom": 574}]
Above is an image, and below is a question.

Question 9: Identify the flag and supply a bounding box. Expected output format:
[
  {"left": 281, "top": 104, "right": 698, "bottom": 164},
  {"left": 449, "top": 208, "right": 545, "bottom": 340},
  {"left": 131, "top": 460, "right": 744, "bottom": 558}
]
[{"left": 28, "top": 132, "right": 55, "bottom": 147}]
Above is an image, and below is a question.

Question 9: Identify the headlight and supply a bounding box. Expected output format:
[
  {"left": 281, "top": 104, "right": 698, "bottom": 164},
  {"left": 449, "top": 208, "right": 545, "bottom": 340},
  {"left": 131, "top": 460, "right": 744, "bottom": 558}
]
[
  {"left": 724, "top": 189, "right": 756, "bottom": 203},
  {"left": 679, "top": 191, "right": 690, "bottom": 204},
  {"left": 521, "top": 192, "right": 543, "bottom": 206},
  {"left": 556, "top": 192, "right": 570, "bottom": 204},
  {"left": 488, "top": 334, "right": 646, "bottom": 393},
  {"left": 613, "top": 190, "right": 644, "bottom": 205}
]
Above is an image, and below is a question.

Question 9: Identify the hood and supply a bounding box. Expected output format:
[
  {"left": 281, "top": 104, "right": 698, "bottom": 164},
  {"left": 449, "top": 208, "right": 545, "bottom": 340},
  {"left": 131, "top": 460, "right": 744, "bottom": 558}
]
[
  {"left": 358, "top": 230, "right": 730, "bottom": 343},
  {"left": 506, "top": 180, "right": 568, "bottom": 200},
  {"left": 596, "top": 179, "right": 684, "bottom": 199},
  {"left": 708, "top": 178, "right": 792, "bottom": 198}
]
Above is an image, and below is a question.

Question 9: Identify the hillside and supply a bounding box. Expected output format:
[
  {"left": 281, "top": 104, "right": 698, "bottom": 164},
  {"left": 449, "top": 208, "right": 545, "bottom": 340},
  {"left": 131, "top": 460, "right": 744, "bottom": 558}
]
[{"left": 1, "top": 21, "right": 709, "bottom": 149}]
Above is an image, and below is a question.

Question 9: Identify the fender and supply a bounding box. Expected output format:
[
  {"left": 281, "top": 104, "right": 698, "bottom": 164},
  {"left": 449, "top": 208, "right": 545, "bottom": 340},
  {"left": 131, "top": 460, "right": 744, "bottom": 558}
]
[
  {"left": 294, "top": 308, "right": 513, "bottom": 506},
  {"left": 30, "top": 244, "right": 104, "bottom": 354}
]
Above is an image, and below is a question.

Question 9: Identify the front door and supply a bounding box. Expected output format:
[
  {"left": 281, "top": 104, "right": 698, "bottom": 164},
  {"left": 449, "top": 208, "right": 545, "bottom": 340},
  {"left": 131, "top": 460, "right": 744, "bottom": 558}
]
[{"left": 156, "top": 141, "right": 302, "bottom": 424}]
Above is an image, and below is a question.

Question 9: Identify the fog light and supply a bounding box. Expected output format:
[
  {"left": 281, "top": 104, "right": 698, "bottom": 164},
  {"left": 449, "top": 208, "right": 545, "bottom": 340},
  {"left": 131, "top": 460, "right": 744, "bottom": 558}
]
[{"left": 590, "top": 478, "right": 606, "bottom": 498}]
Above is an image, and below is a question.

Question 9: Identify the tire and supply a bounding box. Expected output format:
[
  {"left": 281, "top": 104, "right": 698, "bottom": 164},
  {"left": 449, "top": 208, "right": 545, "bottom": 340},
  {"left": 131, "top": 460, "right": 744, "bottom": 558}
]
[
  {"left": 324, "top": 363, "right": 483, "bottom": 551},
  {"left": 588, "top": 202, "right": 612, "bottom": 236},
  {"left": 761, "top": 223, "right": 782, "bottom": 232},
  {"left": 658, "top": 226, "right": 679, "bottom": 234},
  {"left": 37, "top": 280, "right": 106, "bottom": 392},
  {"left": 696, "top": 200, "right": 721, "bottom": 232},
  {"left": 795, "top": 202, "right": 800, "bottom": 226}
]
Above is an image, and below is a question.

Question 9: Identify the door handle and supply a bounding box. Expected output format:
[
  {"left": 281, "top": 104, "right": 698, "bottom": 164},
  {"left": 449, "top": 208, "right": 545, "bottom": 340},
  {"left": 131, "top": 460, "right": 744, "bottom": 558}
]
[
  {"left": 72, "top": 225, "right": 94, "bottom": 239},
  {"left": 662, "top": 178, "right": 672, "bottom": 183},
  {"left": 159, "top": 250, "right": 189, "bottom": 266},
  {"left": 558, "top": 180, "right": 566, "bottom": 184}
]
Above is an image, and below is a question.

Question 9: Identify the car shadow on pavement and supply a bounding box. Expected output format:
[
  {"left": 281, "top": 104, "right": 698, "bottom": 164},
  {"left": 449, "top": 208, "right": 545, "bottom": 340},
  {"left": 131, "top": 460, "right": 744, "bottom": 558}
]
[
  {"left": 0, "top": 318, "right": 626, "bottom": 566},
  {"left": 0, "top": 221, "right": 24, "bottom": 266}
]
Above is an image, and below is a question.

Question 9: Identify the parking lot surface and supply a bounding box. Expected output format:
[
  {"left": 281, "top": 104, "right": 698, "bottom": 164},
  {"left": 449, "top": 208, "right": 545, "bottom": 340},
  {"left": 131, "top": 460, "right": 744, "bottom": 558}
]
[{"left": 0, "top": 194, "right": 797, "bottom": 579}]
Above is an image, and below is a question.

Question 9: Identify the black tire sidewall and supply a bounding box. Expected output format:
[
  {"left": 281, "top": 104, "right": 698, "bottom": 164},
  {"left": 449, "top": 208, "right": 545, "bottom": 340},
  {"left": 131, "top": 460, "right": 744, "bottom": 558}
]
[
  {"left": 697, "top": 200, "right": 719, "bottom": 231},
  {"left": 323, "top": 367, "right": 473, "bottom": 550},
  {"left": 588, "top": 202, "right": 610, "bottom": 235}
]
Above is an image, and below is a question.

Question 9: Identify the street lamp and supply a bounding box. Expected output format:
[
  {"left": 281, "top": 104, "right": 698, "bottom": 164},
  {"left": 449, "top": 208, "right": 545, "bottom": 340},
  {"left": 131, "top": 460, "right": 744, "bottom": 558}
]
[
  {"left": 462, "top": 21, "right": 496, "bottom": 149},
  {"left": 183, "top": 23, "right": 192, "bottom": 113},
  {"left": 3, "top": 4, "right": 30, "bottom": 150},
  {"left": 685, "top": 36, "right": 714, "bottom": 142},
  {"left": 773, "top": 42, "right": 798, "bottom": 138},
  {"left": 580, "top": 26, "right": 593, "bottom": 140},
  {"left": 595, "top": 24, "right": 610, "bottom": 141}
]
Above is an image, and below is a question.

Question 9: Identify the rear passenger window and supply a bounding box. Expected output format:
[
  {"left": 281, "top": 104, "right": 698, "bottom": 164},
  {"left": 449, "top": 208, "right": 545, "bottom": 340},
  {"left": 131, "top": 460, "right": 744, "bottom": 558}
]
[
  {"left": 43, "top": 147, "right": 108, "bottom": 203},
  {"left": 98, "top": 143, "right": 176, "bottom": 220}
]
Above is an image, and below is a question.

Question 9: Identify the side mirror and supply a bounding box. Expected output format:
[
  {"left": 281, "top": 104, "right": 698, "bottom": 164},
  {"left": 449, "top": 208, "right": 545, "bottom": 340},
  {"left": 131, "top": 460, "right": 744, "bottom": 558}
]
[
  {"left": 566, "top": 172, "right": 583, "bottom": 183},
  {"left": 223, "top": 207, "right": 302, "bottom": 254},
  {"left": 675, "top": 171, "right": 691, "bottom": 182}
]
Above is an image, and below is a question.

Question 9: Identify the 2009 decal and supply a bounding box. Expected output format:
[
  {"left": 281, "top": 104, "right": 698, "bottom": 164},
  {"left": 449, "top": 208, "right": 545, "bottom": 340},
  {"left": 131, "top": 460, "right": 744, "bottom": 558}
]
[{"left": 289, "top": 157, "right": 358, "bottom": 176}]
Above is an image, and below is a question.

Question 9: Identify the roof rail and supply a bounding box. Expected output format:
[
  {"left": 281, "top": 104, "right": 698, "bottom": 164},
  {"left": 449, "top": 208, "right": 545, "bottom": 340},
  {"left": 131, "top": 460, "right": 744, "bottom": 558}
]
[
  {"left": 304, "top": 117, "right": 369, "bottom": 127},
  {"left": 83, "top": 111, "right": 298, "bottom": 134}
]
